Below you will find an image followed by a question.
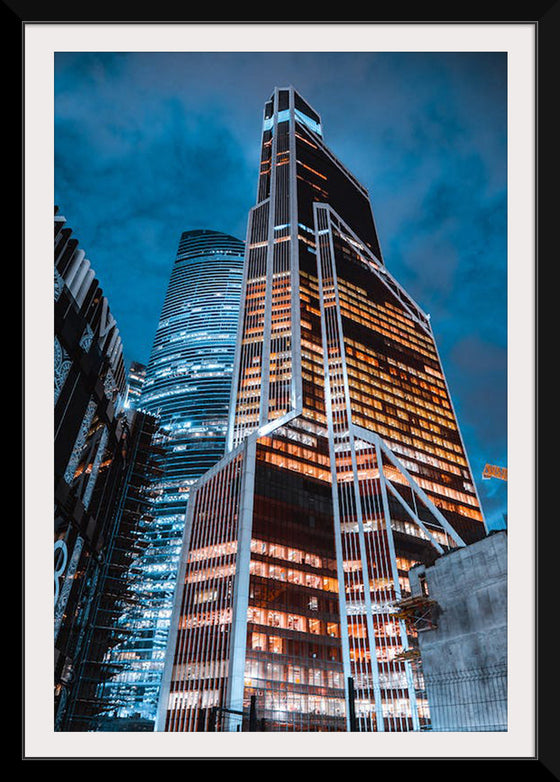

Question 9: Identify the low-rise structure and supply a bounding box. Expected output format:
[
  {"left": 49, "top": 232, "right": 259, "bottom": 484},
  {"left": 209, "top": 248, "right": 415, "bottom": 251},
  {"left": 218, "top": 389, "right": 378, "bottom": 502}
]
[{"left": 407, "top": 530, "right": 507, "bottom": 731}]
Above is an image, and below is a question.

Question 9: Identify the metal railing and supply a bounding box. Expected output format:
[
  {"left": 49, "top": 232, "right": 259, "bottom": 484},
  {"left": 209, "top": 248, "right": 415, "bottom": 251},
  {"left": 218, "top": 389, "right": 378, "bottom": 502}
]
[{"left": 421, "top": 663, "right": 507, "bottom": 732}]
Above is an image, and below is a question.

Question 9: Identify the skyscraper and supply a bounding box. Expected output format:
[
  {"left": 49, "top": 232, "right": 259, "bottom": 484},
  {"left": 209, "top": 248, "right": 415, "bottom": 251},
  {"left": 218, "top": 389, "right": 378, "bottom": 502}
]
[
  {"left": 107, "top": 229, "right": 245, "bottom": 727},
  {"left": 54, "top": 208, "right": 165, "bottom": 732},
  {"left": 157, "top": 87, "right": 488, "bottom": 733},
  {"left": 124, "top": 361, "right": 147, "bottom": 411}
]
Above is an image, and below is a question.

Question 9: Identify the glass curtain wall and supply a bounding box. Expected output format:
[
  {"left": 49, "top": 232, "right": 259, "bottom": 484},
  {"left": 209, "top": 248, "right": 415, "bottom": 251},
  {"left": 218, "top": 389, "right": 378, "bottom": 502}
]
[{"left": 158, "top": 89, "right": 487, "bottom": 733}]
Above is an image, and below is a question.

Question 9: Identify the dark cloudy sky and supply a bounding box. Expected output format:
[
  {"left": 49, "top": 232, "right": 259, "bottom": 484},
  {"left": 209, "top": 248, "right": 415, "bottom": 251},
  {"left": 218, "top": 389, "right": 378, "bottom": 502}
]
[{"left": 54, "top": 50, "right": 507, "bottom": 531}]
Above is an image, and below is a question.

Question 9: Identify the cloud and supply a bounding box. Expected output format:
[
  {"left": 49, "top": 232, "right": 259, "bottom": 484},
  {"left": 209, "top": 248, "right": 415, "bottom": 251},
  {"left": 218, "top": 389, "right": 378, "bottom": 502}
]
[{"left": 54, "top": 51, "right": 508, "bottom": 527}]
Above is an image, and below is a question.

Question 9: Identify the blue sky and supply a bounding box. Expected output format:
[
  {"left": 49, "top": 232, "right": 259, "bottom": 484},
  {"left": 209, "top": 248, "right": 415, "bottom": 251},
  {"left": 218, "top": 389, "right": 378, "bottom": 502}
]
[{"left": 54, "top": 50, "right": 507, "bottom": 530}]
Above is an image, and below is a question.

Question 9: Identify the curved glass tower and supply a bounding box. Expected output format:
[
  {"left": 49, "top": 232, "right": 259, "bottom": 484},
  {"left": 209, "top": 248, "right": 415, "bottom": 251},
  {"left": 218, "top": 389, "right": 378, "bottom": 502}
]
[
  {"left": 102, "top": 229, "right": 245, "bottom": 729},
  {"left": 142, "top": 229, "right": 245, "bottom": 486}
]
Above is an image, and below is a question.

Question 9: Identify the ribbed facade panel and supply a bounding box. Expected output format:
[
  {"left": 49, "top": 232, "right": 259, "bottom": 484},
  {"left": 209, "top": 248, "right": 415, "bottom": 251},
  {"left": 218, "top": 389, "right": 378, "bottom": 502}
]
[{"left": 162, "top": 449, "right": 245, "bottom": 731}]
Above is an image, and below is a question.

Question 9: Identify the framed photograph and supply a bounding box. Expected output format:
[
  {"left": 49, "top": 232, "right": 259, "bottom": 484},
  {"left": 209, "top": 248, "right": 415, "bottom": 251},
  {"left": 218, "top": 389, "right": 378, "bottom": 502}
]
[{"left": 21, "top": 17, "right": 540, "bottom": 767}]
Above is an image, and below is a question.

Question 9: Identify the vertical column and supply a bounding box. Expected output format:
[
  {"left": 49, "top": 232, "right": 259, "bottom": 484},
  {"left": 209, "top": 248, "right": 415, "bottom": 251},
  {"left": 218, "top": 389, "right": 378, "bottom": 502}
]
[
  {"left": 225, "top": 437, "right": 256, "bottom": 729},
  {"left": 258, "top": 90, "right": 278, "bottom": 428},
  {"left": 314, "top": 203, "right": 385, "bottom": 731}
]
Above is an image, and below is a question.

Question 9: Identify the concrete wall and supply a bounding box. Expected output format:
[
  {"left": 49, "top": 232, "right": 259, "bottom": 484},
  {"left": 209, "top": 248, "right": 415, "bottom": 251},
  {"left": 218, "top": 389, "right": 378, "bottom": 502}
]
[{"left": 409, "top": 531, "right": 507, "bottom": 731}]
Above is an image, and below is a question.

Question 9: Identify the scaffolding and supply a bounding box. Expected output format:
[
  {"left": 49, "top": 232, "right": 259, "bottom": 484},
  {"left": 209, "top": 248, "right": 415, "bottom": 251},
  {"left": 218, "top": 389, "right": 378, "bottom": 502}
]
[
  {"left": 392, "top": 594, "right": 440, "bottom": 634},
  {"left": 60, "top": 410, "right": 165, "bottom": 731}
]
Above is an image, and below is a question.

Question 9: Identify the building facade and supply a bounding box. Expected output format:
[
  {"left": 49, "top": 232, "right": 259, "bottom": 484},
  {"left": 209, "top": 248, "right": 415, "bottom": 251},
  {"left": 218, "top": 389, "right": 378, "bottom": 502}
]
[
  {"left": 103, "top": 230, "right": 245, "bottom": 727},
  {"left": 62, "top": 408, "right": 163, "bottom": 731},
  {"left": 54, "top": 208, "right": 131, "bottom": 728},
  {"left": 156, "top": 87, "right": 488, "bottom": 733},
  {"left": 124, "top": 361, "right": 147, "bottom": 411}
]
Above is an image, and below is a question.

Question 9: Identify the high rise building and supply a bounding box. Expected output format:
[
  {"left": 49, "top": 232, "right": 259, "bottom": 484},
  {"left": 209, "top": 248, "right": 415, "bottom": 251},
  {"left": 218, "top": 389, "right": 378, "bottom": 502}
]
[
  {"left": 106, "top": 230, "right": 245, "bottom": 727},
  {"left": 156, "top": 87, "right": 488, "bottom": 733},
  {"left": 124, "top": 361, "right": 147, "bottom": 411},
  {"left": 54, "top": 208, "right": 145, "bottom": 729}
]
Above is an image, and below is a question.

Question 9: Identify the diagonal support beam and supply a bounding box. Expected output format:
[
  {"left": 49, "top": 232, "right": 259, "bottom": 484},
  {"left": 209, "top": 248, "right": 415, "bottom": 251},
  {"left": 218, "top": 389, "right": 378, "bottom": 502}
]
[{"left": 352, "top": 424, "right": 466, "bottom": 548}]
